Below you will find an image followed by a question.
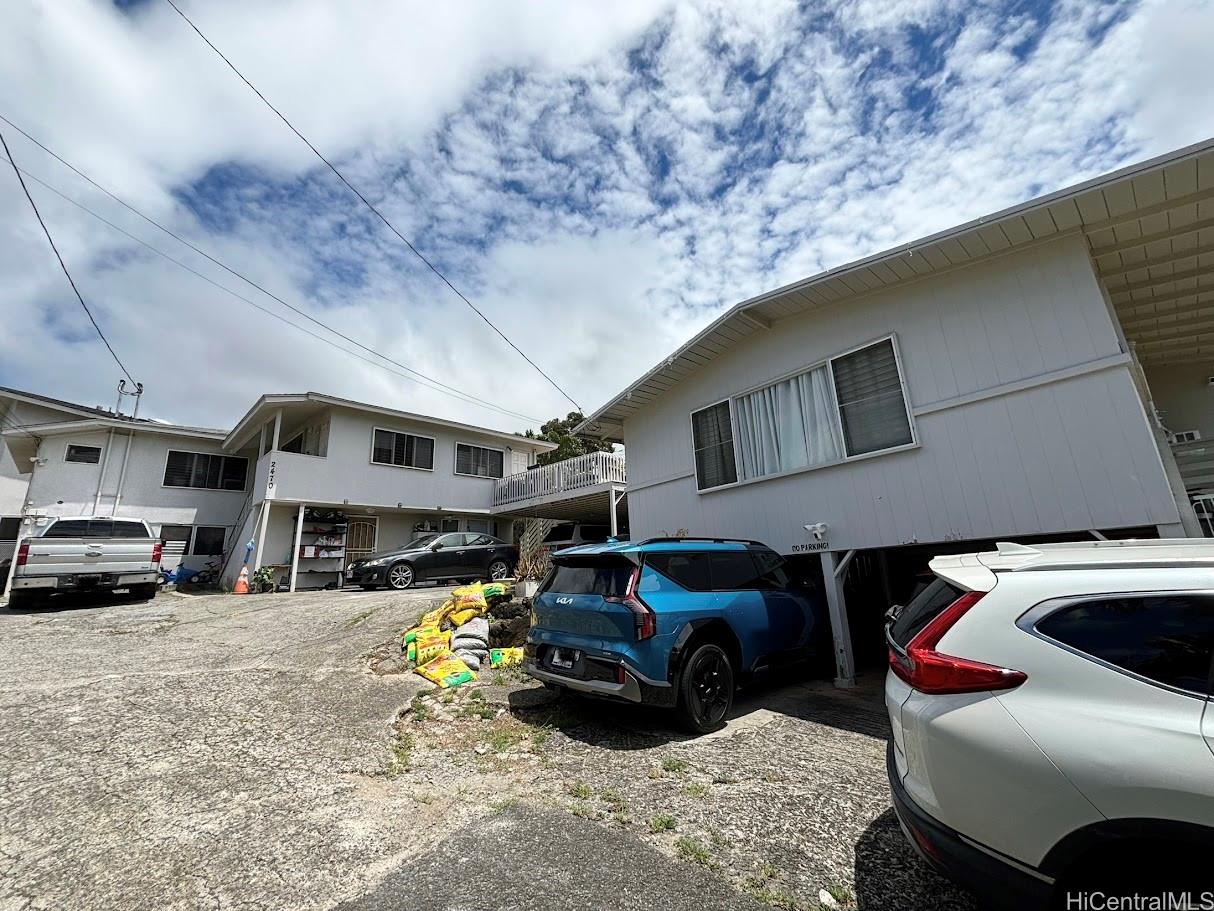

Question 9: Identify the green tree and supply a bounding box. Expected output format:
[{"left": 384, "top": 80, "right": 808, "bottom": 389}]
[{"left": 525, "top": 412, "right": 615, "bottom": 466}]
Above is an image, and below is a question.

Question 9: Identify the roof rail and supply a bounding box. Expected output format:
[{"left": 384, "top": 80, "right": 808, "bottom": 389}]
[{"left": 639, "top": 536, "right": 767, "bottom": 547}]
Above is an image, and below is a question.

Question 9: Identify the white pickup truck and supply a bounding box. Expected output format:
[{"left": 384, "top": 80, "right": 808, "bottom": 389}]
[{"left": 6, "top": 516, "right": 162, "bottom": 608}]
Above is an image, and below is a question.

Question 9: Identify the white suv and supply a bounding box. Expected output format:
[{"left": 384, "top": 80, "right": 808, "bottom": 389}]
[{"left": 885, "top": 539, "right": 1214, "bottom": 908}]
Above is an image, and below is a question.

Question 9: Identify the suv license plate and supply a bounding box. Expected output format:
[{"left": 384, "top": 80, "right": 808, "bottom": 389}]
[{"left": 550, "top": 648, "right": 578, "bottom": 669}]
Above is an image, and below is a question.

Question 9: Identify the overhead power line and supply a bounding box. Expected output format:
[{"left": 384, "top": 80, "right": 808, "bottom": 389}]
[
  {"left": 1, "top": 156, "right": 543, "bottom": 425},
  {"left": 162, "top": 0, "right": 583, "bottom": 412},
  {"left": 0, "top": 114, "right": 541, "bottom": 425},
  {"left": 0, "top": 127, "right": 137, "bottom": 386}
]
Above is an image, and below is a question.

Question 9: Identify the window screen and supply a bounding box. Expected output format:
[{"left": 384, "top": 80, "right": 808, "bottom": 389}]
[
  {"left": 1037, "top": 595, "right": 1214, "bottom": 694},
  {"left": 0, "top": 517, "right": 20, "bottom": 541},
  {"left": 163, "top": 451, "right": 248, "bottom": 490},
  {"left": 830, "top": 339, "right": 913, "bottom": 456},
  {"left": 456, "top": 444, "right": 505, "bottom": 478},
  {"left": 65, "top": 444, "right": 102, "bottom": 464},
  {"left": 372, "top": 430, "right": 434, "bottom": 469},
  {"left": 192, "top": 526, "right": 226, "bottom": 555},
  {"left": 835, "top": 340, "right": 912, "bottom": 456},
  {"left": 691, "top": 402, "right": 737, "bottom": 489}
]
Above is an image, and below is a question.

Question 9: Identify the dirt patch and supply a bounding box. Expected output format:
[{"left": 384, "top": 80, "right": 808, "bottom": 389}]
[{"left": 385, "top": 673, "right": 975, "bottom": 911}]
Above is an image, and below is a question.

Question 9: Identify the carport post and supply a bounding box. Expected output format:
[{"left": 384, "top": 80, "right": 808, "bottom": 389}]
[
  {"left": 820, "top": 550, "right": 857, "bottom": 689},
  {"left": 288, "top": 503, "right": 306, "bottom": 593},
  {"left": 252, "top": 502, "right": 271, "bottom": 571},
  {"left": 609, "top": 485, "right": 620, "bottom": 537}
]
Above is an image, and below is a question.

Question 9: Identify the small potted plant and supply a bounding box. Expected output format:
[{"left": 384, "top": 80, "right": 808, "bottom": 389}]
[{"left": 514, "top": 546, "right": 551, "bottom": 599}]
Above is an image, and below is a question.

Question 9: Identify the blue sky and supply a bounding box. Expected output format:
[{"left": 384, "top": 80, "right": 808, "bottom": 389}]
[{"left": 1, "top": 0, "right": 1211, "bottom": 430}]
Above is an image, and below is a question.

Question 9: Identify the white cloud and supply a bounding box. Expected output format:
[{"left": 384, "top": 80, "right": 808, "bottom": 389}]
[{"left": 1, "top": 0, "right": 1211, "bottom": 435}]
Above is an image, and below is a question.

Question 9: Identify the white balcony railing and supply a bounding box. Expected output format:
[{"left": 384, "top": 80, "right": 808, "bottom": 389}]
[{"left": 492, "top": 451, "right": 626, "bottom": 507}]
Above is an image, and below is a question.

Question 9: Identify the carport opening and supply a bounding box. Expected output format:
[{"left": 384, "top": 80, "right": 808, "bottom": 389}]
[{"left": 789, "top": 527, "right": 1162, "bottom": 681}]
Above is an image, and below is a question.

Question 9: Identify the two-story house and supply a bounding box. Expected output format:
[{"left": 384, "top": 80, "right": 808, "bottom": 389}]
[
  {"left": 577, "top": 137, "right": 1214, "bottom": 685},
  {"left": 220, "top": 393, "right": 557, "bottom": 589},
  {"left": 1, "top": 387, "right": 576, "bottom": 591}
]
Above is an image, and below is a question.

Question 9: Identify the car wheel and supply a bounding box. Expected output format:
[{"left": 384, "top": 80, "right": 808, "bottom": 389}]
[
  {"left": 488, "top": 559, "right": 511, "bottom": 581},
  {"left": 677, "top": 642, "right": 734, "bottom": 734},
  {"left": 5, "top": 590, "right": 38, "bottom": 610},
  {"left": 387, "top": 563, "right": 414, "bottom": 590}
]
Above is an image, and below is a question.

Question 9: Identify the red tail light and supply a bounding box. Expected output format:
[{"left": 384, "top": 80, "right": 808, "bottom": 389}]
[
  {"left": 16, "top": 542, "right": 30, "bottom": 567},
  {"left": 151, "top": 542, "right": 163, "bottom": 565},
  {"left": 606, "top": 566, "right": 656, "bottom": 641},
  {"left": 888, "top": 590, "right": 1026, "bottom": 695}
]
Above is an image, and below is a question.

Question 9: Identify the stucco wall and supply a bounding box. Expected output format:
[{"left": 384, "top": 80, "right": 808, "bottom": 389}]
[
  {"left": 21, "top": 428, "right": 249, "bottom": 534},
  {"left": 0, "top": 400, "right": 86, "bottom": 517},
  {"left": 252, "top": 406, "right": 545, "bottom": 512}
]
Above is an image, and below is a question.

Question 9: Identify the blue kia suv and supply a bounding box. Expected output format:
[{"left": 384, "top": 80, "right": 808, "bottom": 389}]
[{"left": 523, "top": 537, "right": 828, "bottom": 733}]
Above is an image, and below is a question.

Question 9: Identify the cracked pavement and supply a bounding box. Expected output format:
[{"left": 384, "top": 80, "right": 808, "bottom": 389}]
[
  {"left": 0, "top": 587, "right": 973, "bottom": 911},
  {"left": 0, "top": 588, "right": 437, "bottom": 911}
]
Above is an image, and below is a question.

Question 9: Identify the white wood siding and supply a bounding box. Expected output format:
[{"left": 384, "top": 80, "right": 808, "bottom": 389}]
[{"left": 622, "top": 236, "right": 1181, "bottom": 552}]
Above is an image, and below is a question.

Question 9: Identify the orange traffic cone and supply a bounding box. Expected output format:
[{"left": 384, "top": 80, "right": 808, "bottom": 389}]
[{"left": 234, "top": 566, "right": 250, "bottom": 595}]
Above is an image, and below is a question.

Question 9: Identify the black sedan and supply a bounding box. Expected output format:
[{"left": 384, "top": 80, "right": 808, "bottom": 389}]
[{"left": 345, "top": 532, "right": 517, "bottom": 590}]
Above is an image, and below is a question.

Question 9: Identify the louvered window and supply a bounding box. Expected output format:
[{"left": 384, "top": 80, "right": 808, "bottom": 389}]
[
  {"left": 455, "top": 443, "right": 504, "bottom": 478},
  {"left": 830, "top": 339, "right": 913, "bottom": 456},
  {"left": 371, "top": 429, "right": 435, "bottom": 470},
  {"left": 163, "top": 451, "right": 249, "bottom": 490}
]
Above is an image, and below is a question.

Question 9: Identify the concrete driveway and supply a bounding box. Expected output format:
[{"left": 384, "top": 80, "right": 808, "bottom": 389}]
[
  {"left": 0, "top": 588, "right": 439, "bottom": 911},
  {"left": 7, "top": 589, "right": 908, "bottom": 911}
]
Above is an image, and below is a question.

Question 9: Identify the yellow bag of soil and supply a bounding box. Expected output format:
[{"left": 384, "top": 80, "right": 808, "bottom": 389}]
[
  {"left": 415, "top": 652, "right": 476, "bottom": 688},
  {"left": 451, "top": 585, "right": 489, "bottom": 612},
  {"left": 415, "top": 629, "right": 452, "bottom": 665},
  {"left": 489, "top": 647, "right": 524, "bottom": 668},
  {"left": 449, "top": 606, "right": 485, "bottom": 627},
  {"left": 419, "top": 600, "right": 457, "bottom": 628}
]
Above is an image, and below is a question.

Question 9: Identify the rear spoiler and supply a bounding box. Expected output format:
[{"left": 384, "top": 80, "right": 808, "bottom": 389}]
[{"left": 927, "top": 553, "right": 997, "bottom": 593}]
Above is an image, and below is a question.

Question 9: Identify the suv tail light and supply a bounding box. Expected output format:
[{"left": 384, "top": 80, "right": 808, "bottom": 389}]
[
  {"left": 151, "top": 542, "right": 163, "bottom": 565},
  {"left": 606, "top": 566, "right": 656, "bottom": 641},
  {"left": 16, "top": 542, "right": 30, "bottom": 567},
  {"left": 888, "top": 590, "right": 1026, "bottom": 694}
]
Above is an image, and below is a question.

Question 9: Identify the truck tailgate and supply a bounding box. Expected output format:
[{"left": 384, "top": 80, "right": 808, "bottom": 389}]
[{"left": 22, "top": 537, "right": 158, "bottom": 576}]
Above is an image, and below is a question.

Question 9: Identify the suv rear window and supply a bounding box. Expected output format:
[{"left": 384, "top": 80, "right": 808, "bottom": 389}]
[
  {"left": 1036, "top": 594, "right": 1214, "bottom": 694},
  {"left": 544, "top": 557, "right": 633, "bottom": 597},
  {"left": 646, "top": 549, "right": 791, "bottom": 592},
  {"left": 888, "top": 576, "right": 965, "bottom": 648}
]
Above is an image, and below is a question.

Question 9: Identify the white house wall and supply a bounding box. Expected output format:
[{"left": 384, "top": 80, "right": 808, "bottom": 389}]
[
  {"left": 251, "top": 406, "right": 545, "bottom": 513},
  {"left": 0, "top": 399, "right": 86, "bottom": 516},
  {"left": 22, "top": 430, "right": 249, "bottom": 532},
  {"left": 622, "top": 235, "right": 1182, "bottom": 553}
]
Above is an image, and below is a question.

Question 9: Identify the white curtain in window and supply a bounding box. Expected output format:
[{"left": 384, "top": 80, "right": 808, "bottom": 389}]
[{"left": 734, "top": 365, "right": 844, "bottom": 479}]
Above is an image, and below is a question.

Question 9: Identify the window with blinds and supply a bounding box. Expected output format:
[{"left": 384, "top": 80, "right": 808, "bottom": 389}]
[
  {"left": 691, "top": 401, "right": 738, "bottom": 490},
  {"left": 371, "top": 429, "right": 435, "bottom": 470},
  {"left": 455, "top": 443, "right": 505, "bottom": 478},
  {"left": 689, "top": 336, "right": 913, "bottom": 489},
  {"left": 830, "top": 338, "right": 913, "bottom": 456},
  {"left": 163, "top": 451, "right": 249, "bottom": 490}
]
